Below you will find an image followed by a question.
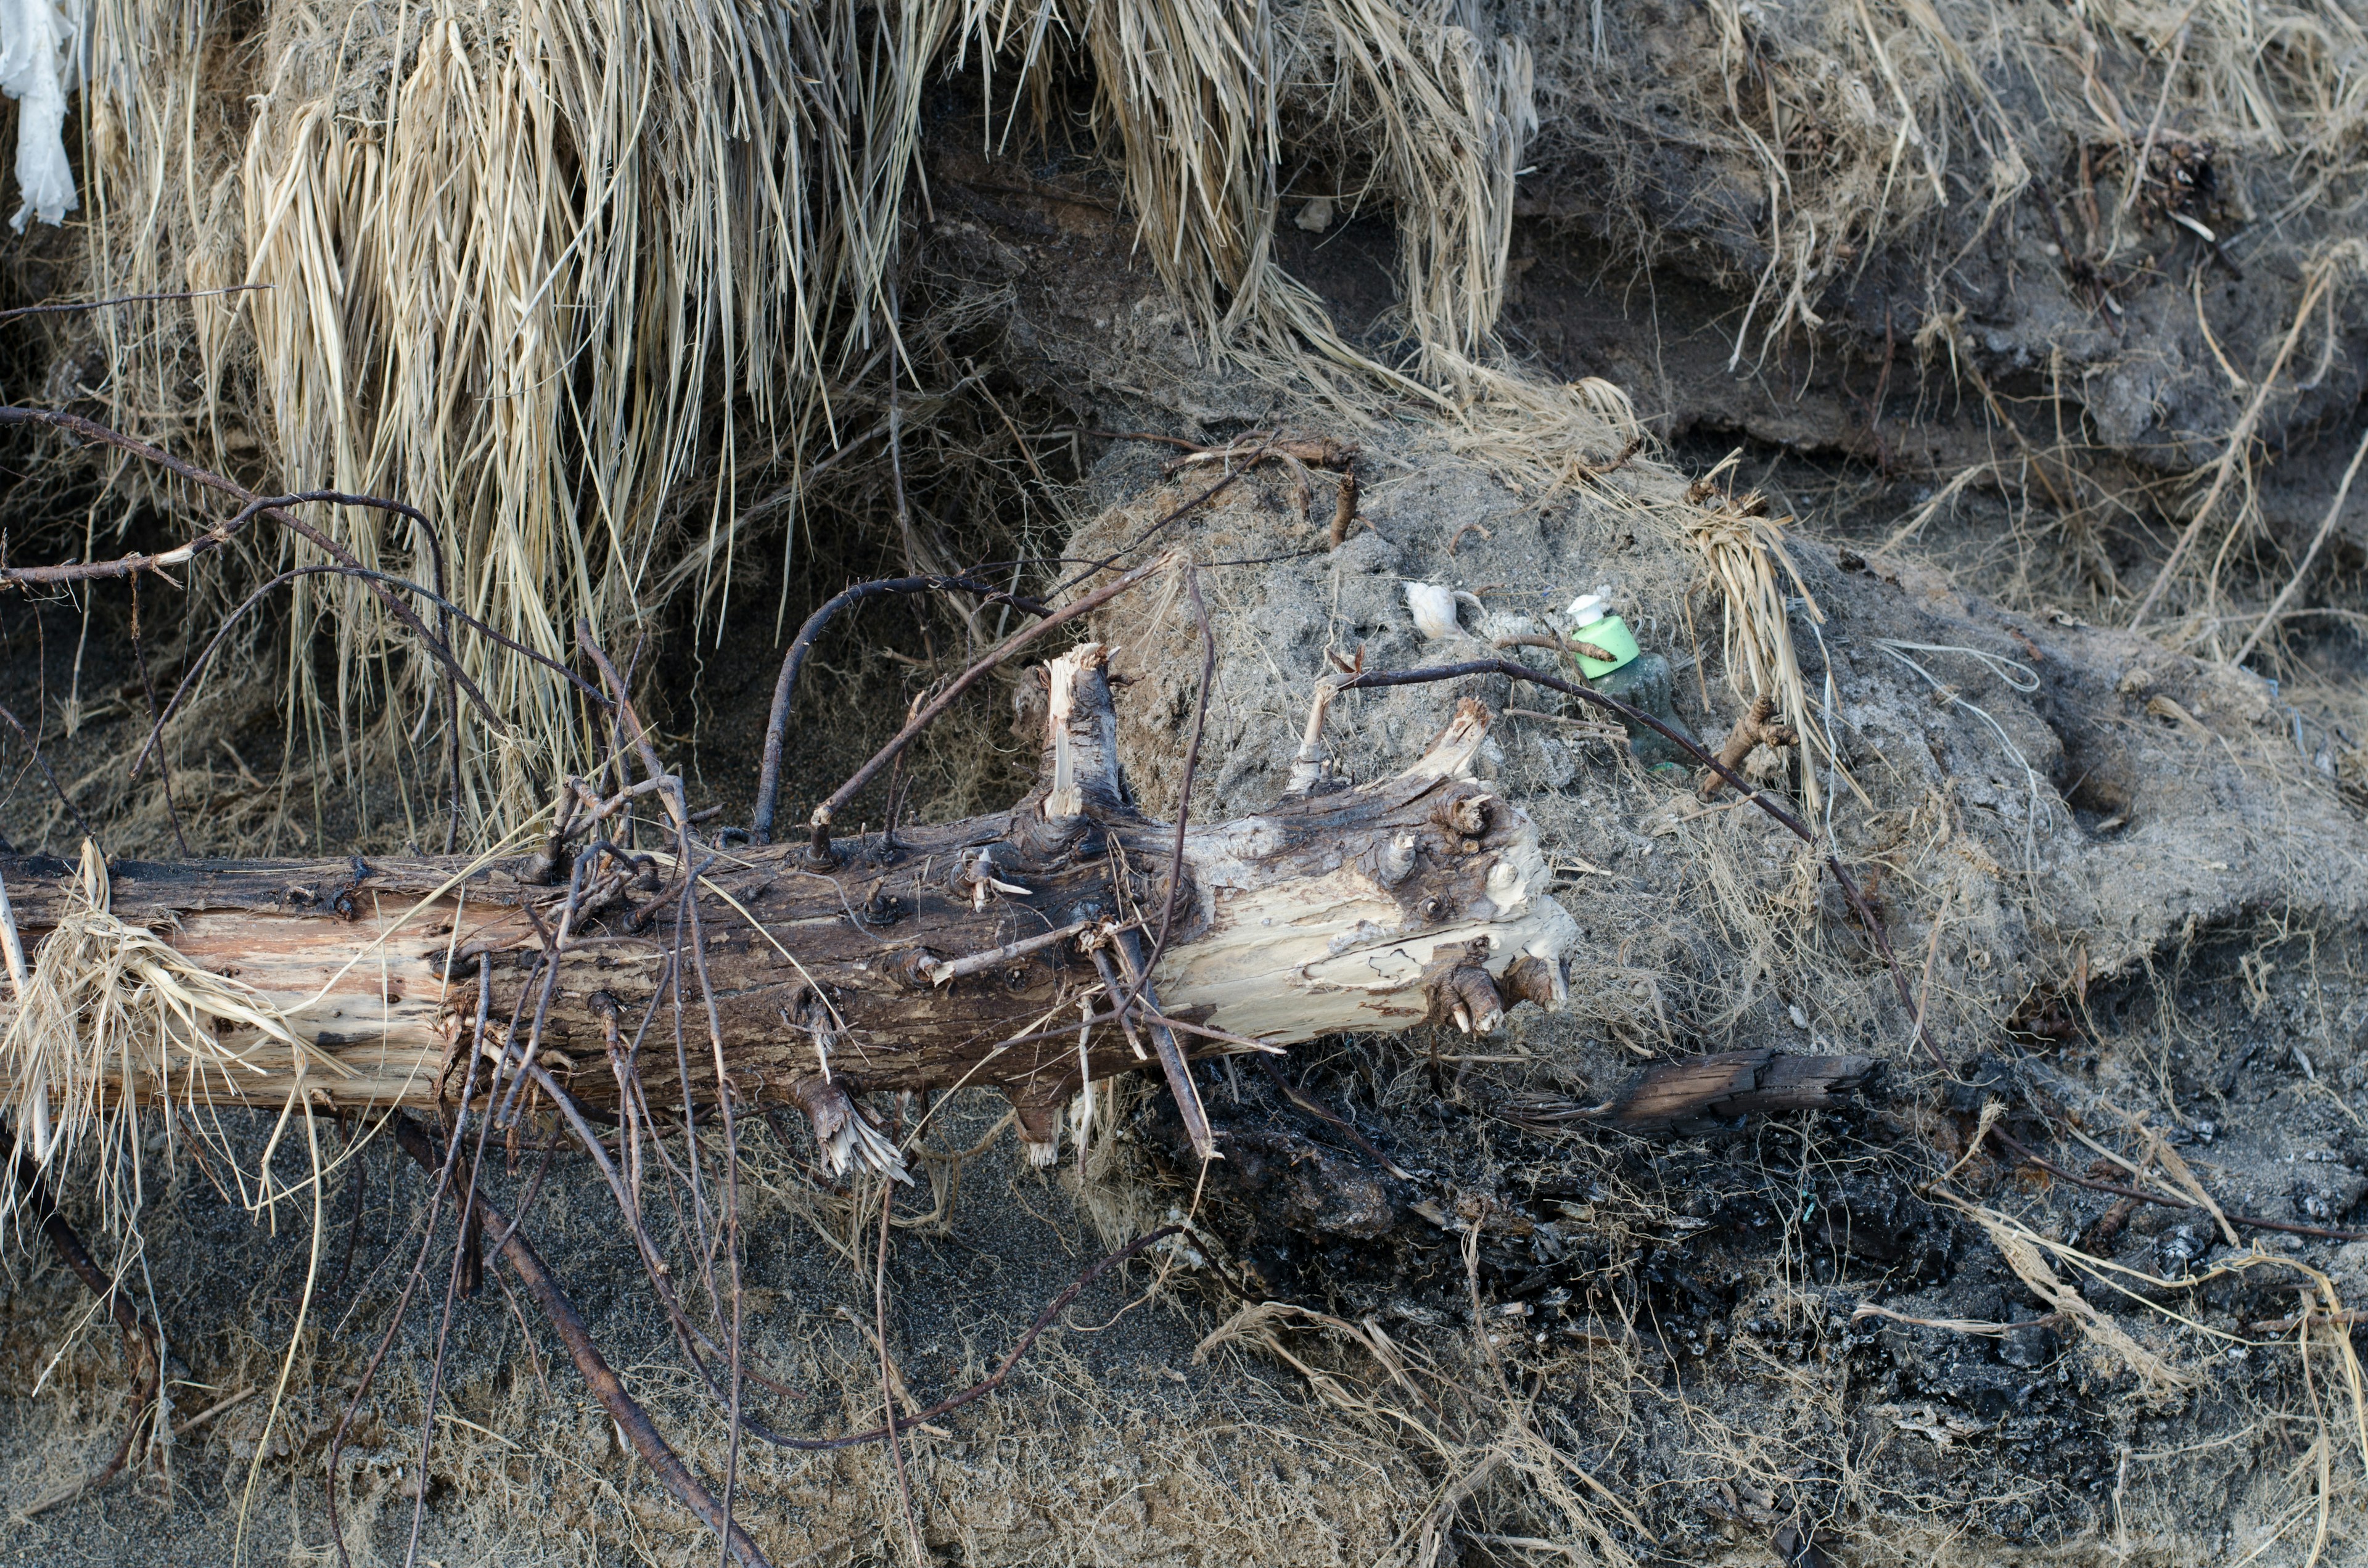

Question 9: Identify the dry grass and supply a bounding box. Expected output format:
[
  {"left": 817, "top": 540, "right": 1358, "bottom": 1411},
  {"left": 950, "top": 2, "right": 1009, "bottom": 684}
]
[
  {"left": 23, "top": 0, "right": 1648, "bottom": 841},
  {"left": 1680, "top": 452, "right": 1840, "bottom": 818},
  {"left": 15, "top": 0, "right": 2360, "bottom": 847},
  {"left": 1523, "top": 0, "right": 2368, "bottom": 352},
  {"left": 0, "top": 841, "right": 324, "bottom": 1246}
]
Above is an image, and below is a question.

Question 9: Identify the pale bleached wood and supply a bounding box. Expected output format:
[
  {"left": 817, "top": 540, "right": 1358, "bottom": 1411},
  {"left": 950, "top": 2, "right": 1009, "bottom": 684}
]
[{"left": 0, "top": 651, "right": 1579, "bottom": 1165}]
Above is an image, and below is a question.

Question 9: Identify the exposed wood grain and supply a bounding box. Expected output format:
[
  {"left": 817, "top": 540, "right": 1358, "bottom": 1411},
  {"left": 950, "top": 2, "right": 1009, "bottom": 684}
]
[
  {"left": 1606, "top": 1049, "right": 1877, "bottom": 1131},
  {"left": 0, "top": 654, "right": 1581, "bottom": 1152}
]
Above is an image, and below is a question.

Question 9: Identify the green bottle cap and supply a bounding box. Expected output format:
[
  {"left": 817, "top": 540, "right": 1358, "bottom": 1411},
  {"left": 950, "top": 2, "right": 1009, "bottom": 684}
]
[{"left": 1565, "top": 594, "right": 1640, "bottom": 678}]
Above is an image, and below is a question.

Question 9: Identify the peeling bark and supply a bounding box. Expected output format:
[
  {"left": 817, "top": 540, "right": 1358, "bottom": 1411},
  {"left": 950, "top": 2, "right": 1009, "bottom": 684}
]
[{"left": 0, "top": 649, "right": 1579, "bottom": 1164}]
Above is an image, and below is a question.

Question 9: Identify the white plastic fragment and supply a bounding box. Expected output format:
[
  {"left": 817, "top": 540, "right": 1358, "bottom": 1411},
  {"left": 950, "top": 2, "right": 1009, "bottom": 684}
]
[
  {"left": 0, "top": 0, "right": 83, "bottom": 231},
  {"left": 1404, "top": 580, "right": 1460, "bottom": 639},
  {"left": 1405, "top": 580, "right": 1484, "bottom": 641}
]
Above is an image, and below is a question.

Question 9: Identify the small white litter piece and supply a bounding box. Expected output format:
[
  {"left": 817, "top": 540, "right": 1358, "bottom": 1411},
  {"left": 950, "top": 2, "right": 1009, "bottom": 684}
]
[
  {"left": 1404, "top": 580, "right": 1482, "bottom": 641},
  {"left": 0, "top": 0, "right": 83, "bottom": 231}
]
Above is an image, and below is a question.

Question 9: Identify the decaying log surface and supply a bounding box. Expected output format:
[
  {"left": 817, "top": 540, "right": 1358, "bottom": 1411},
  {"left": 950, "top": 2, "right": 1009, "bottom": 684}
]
[
  {"left": 0, "top": 647, "right": 1580, "bottom": 1162},
  {"left": 1603, "top": 1048, "right": 1877, "bottom": 1130}
]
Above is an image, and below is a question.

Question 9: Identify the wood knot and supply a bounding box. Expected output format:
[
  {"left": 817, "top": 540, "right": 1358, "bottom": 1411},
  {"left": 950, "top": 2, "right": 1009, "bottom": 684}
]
[
  {"left": 1430, "top": 789, "right": 1494, "bottom": 839},
  {"left": 1427, "top": 949, "right": 1505, "bottom": 1036},
  {"left": 887, "top": 948, "right": 941, "bottom": 990},
  {"left": 1499, "top": 954, "right": 1566, "bottom": 1009},
  {"left": 860, "top": 877, "right": 906, "bottom": 927}
]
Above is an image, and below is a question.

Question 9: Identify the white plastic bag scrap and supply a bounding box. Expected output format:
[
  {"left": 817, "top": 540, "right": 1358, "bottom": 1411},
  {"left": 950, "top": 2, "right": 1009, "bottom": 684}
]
[{"left": 0, "top": 0, "right": 82, "bottom": 231}]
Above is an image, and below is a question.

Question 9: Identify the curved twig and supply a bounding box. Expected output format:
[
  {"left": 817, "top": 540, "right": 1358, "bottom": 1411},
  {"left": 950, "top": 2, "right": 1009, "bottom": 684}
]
[
  {"left": 1141, "top": 567, "right": 1215, "bottom": 985},
  {"left": 806, "top": 554, "right": 1175, "bottom": 863},
  {"left": 128, "top": 562, "right": 614, "bottom": 782},
  {"left": 1, "top": 477, "right": 467, "bottom": 847},
  {"left": 327, "top": 975, "right": 493, "bottom": 1568},
  {"left": 1051, "top": 439, "right": 1274, "bottom": 596},
  {"left": 752, "top": 1225, "right": 1182, "bottom": 1451},
  {"left": 0, "top": 284, "right": 264, "bottom": 327},
  {"left": 751, "top": 573, "right": 1051, "bottom": 844},
  {"left": 387, "top": 1113, "right": 772, "bottom": 1567},
  {"left": 0, "top": 416, "right": 477, "bottom": 848},
  {"left": 0, "top": 699, "right": 97, "bottom": 844},
  {"left": 7, "top": 1133, "right": 162, "bottom": 1511},
  {"left": 1986, "top": 1125, "right": 2368, "bottom": 1243}
]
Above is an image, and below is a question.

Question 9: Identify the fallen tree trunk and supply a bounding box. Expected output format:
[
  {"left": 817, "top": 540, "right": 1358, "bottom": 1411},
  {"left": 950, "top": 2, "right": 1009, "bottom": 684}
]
[{"left": 1, "top": 647, "right": 1581, "bottom": 1167}]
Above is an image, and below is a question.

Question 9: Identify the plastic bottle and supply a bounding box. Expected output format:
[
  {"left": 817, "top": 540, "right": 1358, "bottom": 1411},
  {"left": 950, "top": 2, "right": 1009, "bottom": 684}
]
[{"left": 1563, "top": 593, "right": 1639, "bottom": 678}]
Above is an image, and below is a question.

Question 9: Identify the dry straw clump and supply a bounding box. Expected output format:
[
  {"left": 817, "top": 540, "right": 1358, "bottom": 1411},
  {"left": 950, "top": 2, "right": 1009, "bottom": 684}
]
[
  {"left": 0, "top": 840, "right": 322, "bottom": 1246},
  {"left": 36, "top": 0, "right": 1647, "bottom": 837}
]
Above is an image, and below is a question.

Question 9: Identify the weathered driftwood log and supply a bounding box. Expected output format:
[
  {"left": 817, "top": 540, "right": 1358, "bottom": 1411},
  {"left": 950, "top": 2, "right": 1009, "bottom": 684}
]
[
  {"left": 1601, "top": 1047, "right": 1877, "bottom": 1130},
  {"left": 1, "top": 647, "right": 1580, "bottom": 1167}
]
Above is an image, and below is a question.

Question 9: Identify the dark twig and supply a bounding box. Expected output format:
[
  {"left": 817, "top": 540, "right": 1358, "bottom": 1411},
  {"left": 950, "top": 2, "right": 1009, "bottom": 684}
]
[
  {"left": 128, "top": 561, "right": 613, "bottom": 784},
  {"left": 528, "top": 987, "right": 778, "bottom": 1389},
  {"left": 7, "top": 1129, "right": 162, "bottom": 1510},
  {"left": 0, "top": 416, "right": 405, "bottom": 591},
  {"left": 1112, "top": 927, "right": 1214, "bottom": 1159},
  {"left": 0, "top": 412, "right": 502, "bottom": 777},
  {"left": 0, "top": 697, "right": 96, "bottom": 844},
  {"left": 755, "top": 1225, "right": 1182, "bottom": 1451},
  {"left": 679, "top": 842, "right": 750, "bottom": 1564},
  {"left": 877, "top": 1136, "right": 926, "bottom": 1567},
  {"left": 1064, "top": 427, "right": 1212, "bottom": 451},
  {"left": 328, "top": 966, "right": 492, "bottom": 1568},
  {"left": 125, "top": 562, "right": 492, "bottom": 779},
  {"left": 0, "top": 284, "right": 264, "bottom": 326},
  {"left": 0, "top": 485, "right": 445, "bottom": 635},
  {"left": 1092, "top": 564, "right": 1217, "bottom": 1033},
  {"left": 751, "top": 574, "right": 1051, "bottom": 844},
  {"left": 1258, "top": 1057, "right": 1413, "bottom": 1180},
  {"left": 325, "top": 1114, "right": 371, "bottom": 1299},
  {"left": 1336, "top": 659, "right": 1952, "bottom": 1075},
  {"left": 581, "top": 626, "right": 760, "bottom": 1562},
  {"left": 1147, "top": 567, "right": 1214, "bottom": 977},
  {"left": 808, "top": 554, "right": 1175, "bottom": 864},
  {"left": 1053, "top": 441, "right": 1272, "bottom": 594},
  {"left": 127, "top": 577, "right": 190, "bottom": 857},
  {"left": 406, "top": 951, "right": 548, "bottom": 1568},
  {"left": 388, "top": 1114, "right": 772, "bottom": 1567},
  {"left": 529, "top": 1048, "right": 820, "bottom": 1444}
]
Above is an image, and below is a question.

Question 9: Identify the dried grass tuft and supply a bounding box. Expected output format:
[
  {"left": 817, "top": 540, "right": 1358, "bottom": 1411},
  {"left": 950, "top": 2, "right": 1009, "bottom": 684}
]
[
  {"left": 1684, "top": 452, "right": 1839, "bottom": 816},
  {"left": 0, "top": 840, "right": 327, "bottom": 1246},
  {"left": 35, "top": 0, "right": 1661, "bottom": 840}
]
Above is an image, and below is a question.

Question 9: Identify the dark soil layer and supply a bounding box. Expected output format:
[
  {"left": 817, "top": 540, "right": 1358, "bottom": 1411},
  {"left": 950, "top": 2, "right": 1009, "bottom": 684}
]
[{"left": 8, "top": 26, "right": 2368, "bottom": 1568}]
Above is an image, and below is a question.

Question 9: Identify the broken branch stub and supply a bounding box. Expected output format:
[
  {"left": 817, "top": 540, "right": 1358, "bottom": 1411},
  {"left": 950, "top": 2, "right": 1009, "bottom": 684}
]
[{"left": 0, "top": 651, "right": 1577, "bottom": 1170}]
